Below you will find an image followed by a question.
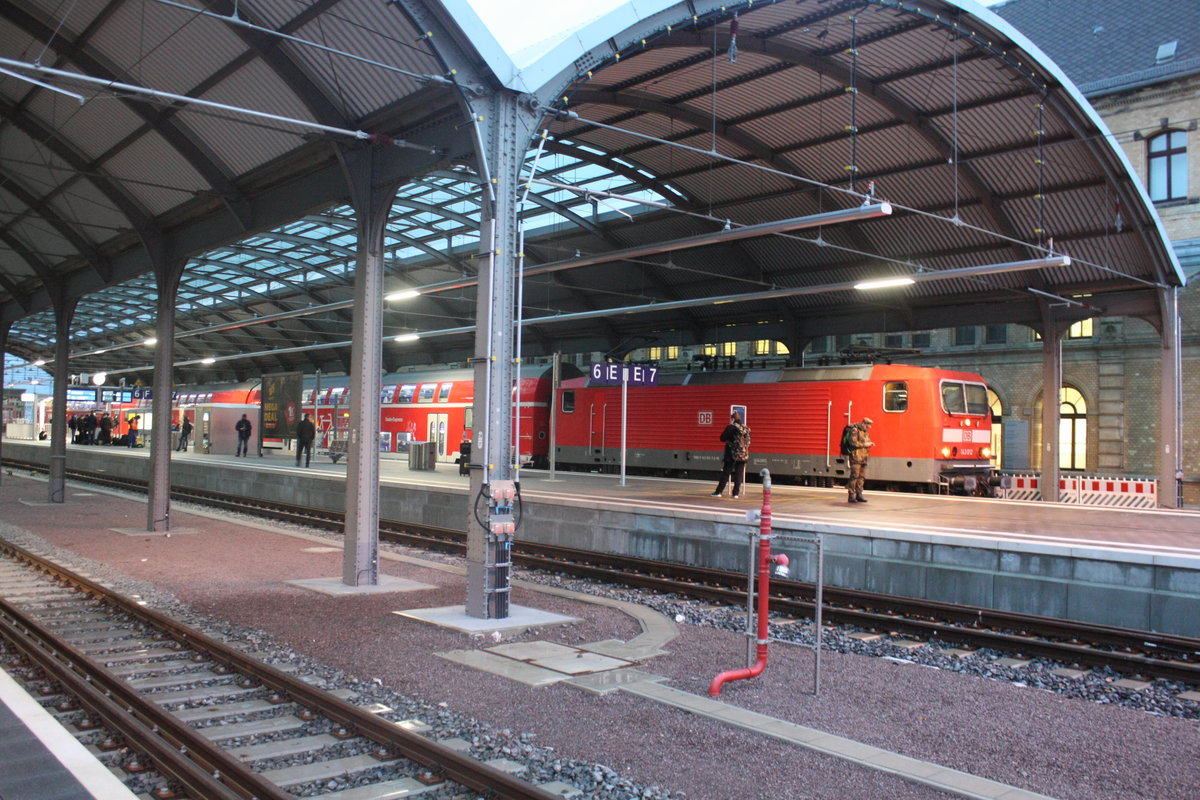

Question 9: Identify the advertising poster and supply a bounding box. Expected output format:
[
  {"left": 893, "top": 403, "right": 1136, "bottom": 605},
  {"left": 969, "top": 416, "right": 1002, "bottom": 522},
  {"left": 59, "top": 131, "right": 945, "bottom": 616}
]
[{"left": 261, "top": 371, "right": 302, "bottom": 437}]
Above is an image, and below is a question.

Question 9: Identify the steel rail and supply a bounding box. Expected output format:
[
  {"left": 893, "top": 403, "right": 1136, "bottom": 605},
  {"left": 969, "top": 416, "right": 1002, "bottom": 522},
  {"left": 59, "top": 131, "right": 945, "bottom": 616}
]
[
  {"left": 0, "top": 538, "right": 561, "bottom": 800},
  {"left": 0, "top": 599, "right": 281, "bottom": 800}
]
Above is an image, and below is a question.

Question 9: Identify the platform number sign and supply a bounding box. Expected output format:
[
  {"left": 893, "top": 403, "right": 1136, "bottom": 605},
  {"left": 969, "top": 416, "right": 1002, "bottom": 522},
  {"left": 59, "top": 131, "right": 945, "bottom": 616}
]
[
  {"left": 698, "top": 411, "right": 713, "bottom": 425},
  {"left": 589, "top": 362, "right": 660, "bottom": 386}
]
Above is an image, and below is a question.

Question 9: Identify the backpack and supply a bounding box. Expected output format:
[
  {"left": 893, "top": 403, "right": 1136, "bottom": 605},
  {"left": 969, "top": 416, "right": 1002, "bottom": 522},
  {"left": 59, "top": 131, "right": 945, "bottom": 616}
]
[{"left": 839, "top": 424, "right": 856, "bottom": 456}]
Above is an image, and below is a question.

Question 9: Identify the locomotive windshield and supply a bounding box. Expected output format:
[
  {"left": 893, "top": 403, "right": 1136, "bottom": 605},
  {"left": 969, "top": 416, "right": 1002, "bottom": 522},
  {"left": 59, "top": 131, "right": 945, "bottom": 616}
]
[{"left": 940, "top": 380, "right": 989, "bottom": 415}]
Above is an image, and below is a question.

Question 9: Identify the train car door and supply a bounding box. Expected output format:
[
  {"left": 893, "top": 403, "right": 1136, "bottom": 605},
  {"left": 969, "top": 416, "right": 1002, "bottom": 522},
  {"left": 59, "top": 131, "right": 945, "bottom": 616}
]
[{"left": 428, "top": 414, "right": 448, "bottom": 461}]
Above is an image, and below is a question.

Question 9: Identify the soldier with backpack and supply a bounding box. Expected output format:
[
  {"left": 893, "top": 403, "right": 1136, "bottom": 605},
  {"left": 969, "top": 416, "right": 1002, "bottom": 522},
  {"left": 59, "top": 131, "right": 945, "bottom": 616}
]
[
  {"left": 710, "top": 411, "right": 751, "bottom": 499},
  {"left": 843, "top": 417, "right": 875, "bottom": 503}
]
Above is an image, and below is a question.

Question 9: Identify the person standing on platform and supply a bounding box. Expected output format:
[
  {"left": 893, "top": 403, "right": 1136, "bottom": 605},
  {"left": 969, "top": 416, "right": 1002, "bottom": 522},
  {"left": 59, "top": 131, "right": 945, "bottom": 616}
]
[
  {"left": 98, "top": 413, "right": 113, "bottom": 445},
  {"left": 177, "top": 417, "right": 193, "bottom": 451},
  {"left": 68, "top": 414, "right": 78, "bottom": 444},
  {"left": 235, "top": 414, "right": 252, "bottom": 457},
  {"left": 846, "top": 417, "right": 875, "bottom": 503},
  {"left": 711, "top": 411, "right": 751, "bottom": 499},
  {"left": 127, "top": 415, "right": 139, "bottom": 448},
  {"left": 295, "top": 413, "right": 315, "bottom": 467}
]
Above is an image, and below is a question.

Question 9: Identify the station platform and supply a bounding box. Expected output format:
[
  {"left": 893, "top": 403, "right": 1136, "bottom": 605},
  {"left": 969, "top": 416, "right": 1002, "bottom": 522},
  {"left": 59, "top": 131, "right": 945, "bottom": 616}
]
[{"left": 4, "top": 439, "right": 1199, "bottom": 636}]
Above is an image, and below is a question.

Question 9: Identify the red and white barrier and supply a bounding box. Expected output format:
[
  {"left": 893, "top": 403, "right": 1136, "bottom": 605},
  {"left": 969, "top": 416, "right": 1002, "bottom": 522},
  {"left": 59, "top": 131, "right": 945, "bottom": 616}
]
[{"left": 997, "top": 474, "right": 1157, "bottom": 507}]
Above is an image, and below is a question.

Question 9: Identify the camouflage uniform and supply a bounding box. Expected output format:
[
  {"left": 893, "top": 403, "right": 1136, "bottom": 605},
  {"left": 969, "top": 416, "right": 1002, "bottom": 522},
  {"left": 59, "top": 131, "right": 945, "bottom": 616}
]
[{"left": 847, "top": 419, "right": 874, "bottom": 502}]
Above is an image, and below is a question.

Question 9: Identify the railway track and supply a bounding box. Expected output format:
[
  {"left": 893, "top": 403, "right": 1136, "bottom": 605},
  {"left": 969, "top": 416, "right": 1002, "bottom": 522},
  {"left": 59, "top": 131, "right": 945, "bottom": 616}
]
[
  {"left": 6, "top": 458, "right": 1199, "bottom": 687},
  {"left": 0, "top": 537, "right": 560, "bottom": 800}
]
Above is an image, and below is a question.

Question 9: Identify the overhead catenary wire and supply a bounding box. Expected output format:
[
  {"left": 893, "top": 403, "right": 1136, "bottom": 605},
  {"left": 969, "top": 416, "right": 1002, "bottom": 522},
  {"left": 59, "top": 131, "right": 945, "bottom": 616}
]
[{"left": 0, "top": 57, "right": 442, "bottom": 155}]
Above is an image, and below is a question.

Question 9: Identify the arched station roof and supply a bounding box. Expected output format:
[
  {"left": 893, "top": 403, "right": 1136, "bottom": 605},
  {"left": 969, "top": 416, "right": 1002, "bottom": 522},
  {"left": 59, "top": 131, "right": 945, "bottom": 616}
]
[{"left": 0, "top": 0, "right": 1182, "bottom": 385}]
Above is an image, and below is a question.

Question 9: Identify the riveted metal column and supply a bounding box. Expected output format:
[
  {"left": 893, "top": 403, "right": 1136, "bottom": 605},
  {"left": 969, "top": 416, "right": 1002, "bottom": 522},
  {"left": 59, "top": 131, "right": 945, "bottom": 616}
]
[
  {"left": 48, "top": 294, "right": 77, "bottom": 504},
  {"left": 147, "top": 261, "right": 184, "bottom": 532},
  {"left": 1158, "top": 286, "right": 1182, "bottom": 508},
  {"left": 341, "top": 148, "right": 391, "bottom": 587},
  {"left": 1039, "top": 307, "right": 1063, "bottom": 503},
  {"left": 466, "top": 90, "right": 538, "bottom": 619}
]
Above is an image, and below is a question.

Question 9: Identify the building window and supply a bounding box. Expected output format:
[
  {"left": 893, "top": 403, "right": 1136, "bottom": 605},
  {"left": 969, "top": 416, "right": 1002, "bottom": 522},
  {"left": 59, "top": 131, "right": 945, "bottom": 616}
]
[
  {"left": 834, "top": 334, "right": 851, "bottom": 351},
  {"left": 719, "top": 341, "right": 736, "bottom": 357},
  {"left": 1068, "top": 319, "right": 1093, "bottom": 339},
  {"left": 954, "top": 326, "right": 977, "bottom": 346},
  {"left": 884, "top": 333, "right": 904, "bottom": 348},
  {"left": 777, "top": 342, "right": 789, "bottom": 355},
  {"left": 912, "top": 331, "right": 931, "bottom": 348},
  {"left": 702, "top": 344, "right": 717, "bottom": 357},
  {"left": 1059, "top": 386, "right": 1087, "bottom": 471},
  {"left": 647, "top": 346, "right": 662, "bottom": 361},
  {"left": 753, "top": 339, "right": 772, "bottom": 356},
  {"left": 666, "top": 345, "right": 680, "bottom": 360},
  {"left": 985, "top": 324, "right": 1007, "bottom": 345},
  {"left": 1148, "top": 130, "right": 1187, "bottom": 202},
  {"left": 809, "top": 336, "right": 828, "bottom": 353},
  {"left": 988, "top": 389, "right": 1003, "bottom": 468}
]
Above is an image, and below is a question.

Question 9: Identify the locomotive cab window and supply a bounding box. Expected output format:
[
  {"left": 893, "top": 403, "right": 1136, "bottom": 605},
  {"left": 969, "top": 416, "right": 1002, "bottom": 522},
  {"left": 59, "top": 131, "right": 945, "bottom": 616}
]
[
  {"left": 883, "top": 381, "right": 908, "bottom": 412},
  {"left": 941, "top": 380, "right": 989, "bottom": 415},
  {"left": 561, "top": 390, "right": 575, "bottom": 413}
]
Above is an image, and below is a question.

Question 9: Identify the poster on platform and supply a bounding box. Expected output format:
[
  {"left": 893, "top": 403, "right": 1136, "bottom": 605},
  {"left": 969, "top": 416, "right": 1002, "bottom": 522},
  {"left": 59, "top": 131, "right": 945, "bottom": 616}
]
[{"left": 261, "top": 371, "right": 302, "bottom": 437}]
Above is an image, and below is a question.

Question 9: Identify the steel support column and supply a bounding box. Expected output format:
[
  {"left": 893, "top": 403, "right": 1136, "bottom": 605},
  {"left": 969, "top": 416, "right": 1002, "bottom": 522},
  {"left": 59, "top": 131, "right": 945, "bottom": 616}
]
[
  {"left": 1039, "top": 307, "right": 1063, "bottom": 503},
  {"left": 1157, "top": 286, "right": 1183, "bottom": 508},
  {"left": 466, "top": 90, "right": 538, "bottom": 619},
  {"left": 48, "top": 294, "right": 77, "bottom": 504},
  {"left": 147, "top": 261, "right": 184, "bottom": 531},
  {"left": 340, "top": 148, "right": 392, "bottom": 587}
]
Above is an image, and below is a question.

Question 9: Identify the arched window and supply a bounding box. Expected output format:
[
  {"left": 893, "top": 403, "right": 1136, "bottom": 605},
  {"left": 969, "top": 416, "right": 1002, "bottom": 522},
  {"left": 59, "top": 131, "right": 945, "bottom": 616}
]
[
  {"left": 987, "top": 389, "right": 1003, "bottom": 468},
  {"left": 1148, "top": 130, "right": 1188, "bottom": 202},
  {"left": 1059, "top": 386, "right": 1087, "bottom": 471}
]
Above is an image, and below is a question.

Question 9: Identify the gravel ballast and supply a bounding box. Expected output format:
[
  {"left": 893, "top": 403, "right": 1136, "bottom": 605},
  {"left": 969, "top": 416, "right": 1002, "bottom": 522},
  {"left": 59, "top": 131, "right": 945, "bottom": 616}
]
[{"left": 0, "top": 473, "right": 1196, "bottom": 800}]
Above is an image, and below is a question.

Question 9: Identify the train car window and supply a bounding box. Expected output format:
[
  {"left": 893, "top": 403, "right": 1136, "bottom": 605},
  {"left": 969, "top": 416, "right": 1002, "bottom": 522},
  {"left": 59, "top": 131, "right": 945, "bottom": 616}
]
[
  {"left": 418, "top": 384, "right": 437, "bottom": 402},
  {"left": 941, "top": 381, "right": 966, "bottom": 414},
  {"left": 381, "top": 385, "right": 396, "bottom": 404},
  {"left": 398, "top": 384, "right": 416, "bottom": 403},
  {"left": 438, "top": 383, "right": 452, "bottom": 402},
  {"left": 883, "top": 381, "right": 908, "bottom": 412},
  {"left": 965, "top": 383, "right": 989, "bottom": 415},
  {"left": 561, "top": 390, "right": 575, "bottom": 413}
]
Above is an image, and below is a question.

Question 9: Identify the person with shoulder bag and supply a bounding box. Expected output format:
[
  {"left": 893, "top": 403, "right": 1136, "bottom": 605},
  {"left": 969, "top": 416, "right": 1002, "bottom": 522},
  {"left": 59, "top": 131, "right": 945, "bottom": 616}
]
[{"left": 711, "top": 411, "right": 751, "bottom": 499}]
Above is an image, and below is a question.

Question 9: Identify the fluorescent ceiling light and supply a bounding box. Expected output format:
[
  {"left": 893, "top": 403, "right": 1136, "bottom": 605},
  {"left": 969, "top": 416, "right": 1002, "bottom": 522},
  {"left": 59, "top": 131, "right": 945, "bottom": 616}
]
[
  {"left": 143, "top": 337, "right": 157, "bottom": 346},
  {"left": 855, "top": 276, "right": 916, "bottom": 290},
  {"left": 385, "top": 289, "right": 420, "bottom": 301},
  {"left": 33, "top": 359, "right": 45, "bottom": 366},
  {"left": 91, "top": 372, "right": 107, "bottom": 385},
  {"left": 200, "top": 357, "right": 216, "bottom": 365},
  {"left": 394, "top": 333, "right": 420, "bottom": 342}
]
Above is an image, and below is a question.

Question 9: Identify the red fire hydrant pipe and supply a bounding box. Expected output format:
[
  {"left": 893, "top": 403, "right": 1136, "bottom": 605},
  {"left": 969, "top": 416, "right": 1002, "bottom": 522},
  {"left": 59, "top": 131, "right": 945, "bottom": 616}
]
[{"left": 709, "top": 471, "right": 773, "bottom": 697}]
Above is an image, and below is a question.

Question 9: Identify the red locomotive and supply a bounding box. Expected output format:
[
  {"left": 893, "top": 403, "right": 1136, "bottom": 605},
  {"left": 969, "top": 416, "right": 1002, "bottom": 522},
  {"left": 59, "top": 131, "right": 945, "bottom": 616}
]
[{"left": 551, "top": 363, "right": 1000, "bottom": 494}]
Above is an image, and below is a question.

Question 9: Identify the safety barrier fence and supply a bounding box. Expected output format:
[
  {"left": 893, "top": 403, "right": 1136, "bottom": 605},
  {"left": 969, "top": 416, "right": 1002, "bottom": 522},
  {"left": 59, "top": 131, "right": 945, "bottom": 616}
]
[{"left": 997, "top": 473, "right": 1158, "bottom": 508}]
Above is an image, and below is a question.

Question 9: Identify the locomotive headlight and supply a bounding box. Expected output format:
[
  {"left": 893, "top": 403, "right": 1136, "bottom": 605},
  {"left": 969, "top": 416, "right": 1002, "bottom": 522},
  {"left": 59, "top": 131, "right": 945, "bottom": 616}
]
[
  {"left": 981, "top": 446, "right": 992, "bottom": 459},
  {"left": 940, "top": 446, "right": 952, "bottom": 458}
]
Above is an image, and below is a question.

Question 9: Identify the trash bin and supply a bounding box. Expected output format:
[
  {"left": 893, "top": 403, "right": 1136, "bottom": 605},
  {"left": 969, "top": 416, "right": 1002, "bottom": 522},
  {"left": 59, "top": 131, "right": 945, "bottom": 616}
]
[{"left": 408, "top": 442, "right": 436, "bottom": 471}]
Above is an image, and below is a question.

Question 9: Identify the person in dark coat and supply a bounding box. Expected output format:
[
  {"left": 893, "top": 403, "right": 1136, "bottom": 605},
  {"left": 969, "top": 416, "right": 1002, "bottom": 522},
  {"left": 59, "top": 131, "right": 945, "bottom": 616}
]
[
  {"left": 295, "top": 413, "right": 315, "bottom": 467},
  {"left": 68, "top": 414, "right": 78, "bottom": 444},
  {"left": 847, "top": 417, "right": 875, "bottom": 503},
  {"left": 711, "top": 411, "right": 751, "bottom": 499},
  {"left": 177, "top": 417, "right": 193, "bottom": 451},
  {"left": 98, "top": 413, "right": 113, "bottom": 445},
  {"left": 235, "top": 414, "right": 252, "bottom": 456}
]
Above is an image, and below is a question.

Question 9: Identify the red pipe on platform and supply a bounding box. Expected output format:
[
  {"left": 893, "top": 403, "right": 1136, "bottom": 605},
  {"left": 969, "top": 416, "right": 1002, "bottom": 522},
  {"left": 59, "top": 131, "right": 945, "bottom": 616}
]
[{"left": 709, "top": 471, "right": 774, "bottom": 697}]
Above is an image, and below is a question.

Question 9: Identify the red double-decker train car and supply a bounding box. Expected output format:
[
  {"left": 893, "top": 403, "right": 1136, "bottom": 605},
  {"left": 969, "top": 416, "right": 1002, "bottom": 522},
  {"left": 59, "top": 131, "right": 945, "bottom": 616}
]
[
  {"left": 110, "top": 365, "right": 563, "bottom": 465},
  {"left": 552, "top": 363, "right": 1000, "bottom": 494}
]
